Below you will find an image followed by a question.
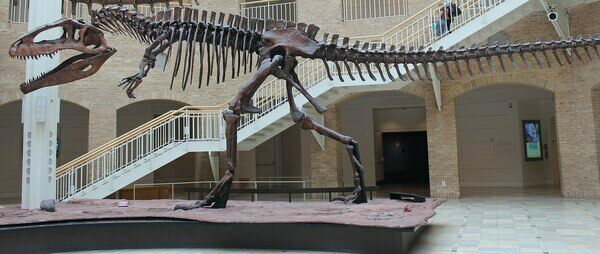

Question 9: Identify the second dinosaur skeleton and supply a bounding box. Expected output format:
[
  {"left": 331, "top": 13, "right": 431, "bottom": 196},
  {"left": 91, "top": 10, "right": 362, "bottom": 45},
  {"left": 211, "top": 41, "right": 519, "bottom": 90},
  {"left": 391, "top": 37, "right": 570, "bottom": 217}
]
[{"left": 8, "top": 0, "right": 600, "bottom": 209}]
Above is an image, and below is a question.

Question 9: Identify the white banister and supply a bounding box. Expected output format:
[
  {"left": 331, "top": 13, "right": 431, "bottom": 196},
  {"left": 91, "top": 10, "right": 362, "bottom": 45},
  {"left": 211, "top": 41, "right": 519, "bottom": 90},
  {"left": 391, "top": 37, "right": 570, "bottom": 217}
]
[
  {"left": 55, "top": 107, "right": 224, "bottom": 201},
  {"left": 240, "top": 0, "right": 297, "bottom": 22},
  {"left": 343, "top": 0, "right": 409, "bottom": 21}
]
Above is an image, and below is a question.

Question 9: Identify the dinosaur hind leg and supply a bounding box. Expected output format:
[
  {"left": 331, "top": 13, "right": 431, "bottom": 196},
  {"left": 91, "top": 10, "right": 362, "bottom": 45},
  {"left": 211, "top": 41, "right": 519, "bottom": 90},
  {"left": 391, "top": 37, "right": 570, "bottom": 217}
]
[
  {"left": 174, "top": 110, "right": 239, "bottom": 210},
  {"left": 175, "top": 56, "right": 285, "bottom": 210},
  {"left": 284, "top": 82, "right": 368, "bottom": 204}
]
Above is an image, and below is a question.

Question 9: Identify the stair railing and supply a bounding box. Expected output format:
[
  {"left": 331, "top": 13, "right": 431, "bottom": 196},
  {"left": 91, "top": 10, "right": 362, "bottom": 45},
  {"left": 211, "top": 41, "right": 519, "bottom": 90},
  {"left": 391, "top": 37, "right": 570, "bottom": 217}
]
[{"left": 55, "top": 106, "right": 223, "bottom": 201}]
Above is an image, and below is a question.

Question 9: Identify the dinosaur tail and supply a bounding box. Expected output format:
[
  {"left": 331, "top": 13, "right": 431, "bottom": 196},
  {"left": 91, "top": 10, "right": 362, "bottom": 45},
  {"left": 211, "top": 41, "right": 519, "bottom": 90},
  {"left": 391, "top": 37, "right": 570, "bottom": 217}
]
[{"left": 314, "top": 34, "right": 600, "bottom": 82}]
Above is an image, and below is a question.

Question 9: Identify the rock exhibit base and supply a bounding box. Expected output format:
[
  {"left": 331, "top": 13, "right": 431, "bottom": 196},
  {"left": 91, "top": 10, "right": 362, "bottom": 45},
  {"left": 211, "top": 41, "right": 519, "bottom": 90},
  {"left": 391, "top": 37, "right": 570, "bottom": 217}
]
[{"left": 0, "top": 199, "right": 444, "bottom": 254}]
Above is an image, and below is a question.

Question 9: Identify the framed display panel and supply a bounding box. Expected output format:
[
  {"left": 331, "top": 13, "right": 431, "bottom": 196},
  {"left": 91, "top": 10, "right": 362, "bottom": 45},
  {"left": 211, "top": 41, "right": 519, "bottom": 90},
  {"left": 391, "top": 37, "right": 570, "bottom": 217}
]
[{"left": 522, "top": 120, "right": 543, "bottom": 161}]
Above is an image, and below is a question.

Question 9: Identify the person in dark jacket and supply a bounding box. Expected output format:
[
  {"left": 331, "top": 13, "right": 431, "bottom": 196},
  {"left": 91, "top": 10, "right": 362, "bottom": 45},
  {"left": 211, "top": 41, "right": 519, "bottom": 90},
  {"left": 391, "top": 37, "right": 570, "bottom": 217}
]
[{"left": 444, "top": 0, "right": 462, "bottom": 33}]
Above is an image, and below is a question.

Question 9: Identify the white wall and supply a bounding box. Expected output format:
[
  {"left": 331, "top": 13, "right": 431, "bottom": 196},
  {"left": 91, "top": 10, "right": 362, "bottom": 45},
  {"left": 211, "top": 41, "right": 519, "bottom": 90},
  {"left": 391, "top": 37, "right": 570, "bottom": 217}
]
[
  {"left": 252, "top": 124, "right": 311, "bottom": 180},
  {"left": 456, "top": 85, "right": 555, "bottom": 187},
  {"left": 340, "top": 92, "right": 426, "bottom": 186}
]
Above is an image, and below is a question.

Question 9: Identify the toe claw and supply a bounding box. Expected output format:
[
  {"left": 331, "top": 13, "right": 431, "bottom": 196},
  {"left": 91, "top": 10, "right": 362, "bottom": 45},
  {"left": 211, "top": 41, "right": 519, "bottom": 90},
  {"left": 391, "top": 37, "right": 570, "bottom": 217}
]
[{"left": 174, "top": 204, "right": 189, "bottom": 211}]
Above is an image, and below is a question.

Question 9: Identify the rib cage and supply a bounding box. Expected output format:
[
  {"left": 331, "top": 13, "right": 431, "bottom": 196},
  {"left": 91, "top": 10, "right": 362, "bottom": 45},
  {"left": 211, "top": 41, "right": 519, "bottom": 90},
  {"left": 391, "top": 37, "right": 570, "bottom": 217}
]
[
  {"left": 68, "top": 0, "right": 600, "bottom": 90},
  {"left": 89, "top": 5, "right": 268, "bottom": 88},
  {"left": 77, "top": 1, "right": 322, "bottom": 89}
]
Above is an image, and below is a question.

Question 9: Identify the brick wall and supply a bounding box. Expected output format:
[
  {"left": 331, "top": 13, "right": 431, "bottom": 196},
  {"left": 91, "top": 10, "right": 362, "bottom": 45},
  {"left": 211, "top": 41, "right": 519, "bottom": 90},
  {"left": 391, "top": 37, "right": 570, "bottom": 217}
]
[{"left": 309, "top": 103, "right": 344, "bottom": 188}]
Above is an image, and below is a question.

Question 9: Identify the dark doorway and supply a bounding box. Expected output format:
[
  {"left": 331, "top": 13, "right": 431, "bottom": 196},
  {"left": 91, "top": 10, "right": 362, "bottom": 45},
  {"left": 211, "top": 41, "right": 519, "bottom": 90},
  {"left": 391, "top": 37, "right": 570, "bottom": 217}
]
[{"left": 381, "top": 132, "right": 429, "bottom": 185}]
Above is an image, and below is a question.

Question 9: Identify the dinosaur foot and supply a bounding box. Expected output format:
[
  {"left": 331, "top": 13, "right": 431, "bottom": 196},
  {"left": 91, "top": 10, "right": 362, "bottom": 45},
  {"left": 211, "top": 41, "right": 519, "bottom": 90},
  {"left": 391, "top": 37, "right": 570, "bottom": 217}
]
[
  {"left": 174, "top": 200, "right": 206, "bottom": 211},
  {"left": 118, "top": 74, "right": 143, "bottom": 99},
  {"left": 173, "top": 194, "right": 229, "bottom": 211},
  {"left": 242, "top": 103, "right": 262, "bottom": 114},
  {"left": 174, "top": 175, "right": 233, "bottom": 210},
  {"left": 332, "top": 188, "right": 368, "bottom": 204}
]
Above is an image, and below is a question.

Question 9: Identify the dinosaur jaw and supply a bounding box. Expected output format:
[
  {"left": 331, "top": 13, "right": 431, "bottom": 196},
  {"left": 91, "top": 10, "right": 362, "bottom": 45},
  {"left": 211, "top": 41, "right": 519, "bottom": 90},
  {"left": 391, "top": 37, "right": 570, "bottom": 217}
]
[
  {"left": 8, "top": 18, "right": 115, "bottom": 94},
  {"left": 16, "top": 50, "right": 116, "bottom": 94}
]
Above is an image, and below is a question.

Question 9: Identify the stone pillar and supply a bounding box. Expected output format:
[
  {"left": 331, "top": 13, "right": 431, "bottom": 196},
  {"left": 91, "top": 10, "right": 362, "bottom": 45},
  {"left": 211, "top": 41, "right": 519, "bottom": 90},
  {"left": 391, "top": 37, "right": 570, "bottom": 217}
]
[
  {"left": 555, "top": 86, "right": 600, "bottom": 198},
  {"left": 310, "top": 104, "right": 343, "bottom": 188},
  {"left": 88, "top": 105, "right": 116, "bottom": 150},
  {"left": 425, "top": 86, "right": 461, "bottom": 198},
  {"left": 21, "top": 0, "right": 62, "bottom": 209}
]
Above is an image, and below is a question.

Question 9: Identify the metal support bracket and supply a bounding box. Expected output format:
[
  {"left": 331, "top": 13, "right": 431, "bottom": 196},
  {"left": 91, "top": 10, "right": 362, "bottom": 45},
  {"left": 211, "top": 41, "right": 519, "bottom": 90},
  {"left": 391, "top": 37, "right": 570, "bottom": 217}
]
[
  {"left": 429, "top": 63, "right": 442, "bottom": 111},
  {"left": 305, "top": 108, "right": 325, "bottom": 150},
  {"left": 208, "top": 151, "right": 220, "bottom": 181},
  {"left": 539, "top": 0, "right": 570, "bottom": 39}
]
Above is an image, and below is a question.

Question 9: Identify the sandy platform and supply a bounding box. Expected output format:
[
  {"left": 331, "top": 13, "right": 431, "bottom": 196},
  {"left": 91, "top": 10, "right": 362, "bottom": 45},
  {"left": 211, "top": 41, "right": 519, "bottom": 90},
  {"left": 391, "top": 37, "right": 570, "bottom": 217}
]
[{"left": 0, "top": 198, "right": 444, "bottom": 229}]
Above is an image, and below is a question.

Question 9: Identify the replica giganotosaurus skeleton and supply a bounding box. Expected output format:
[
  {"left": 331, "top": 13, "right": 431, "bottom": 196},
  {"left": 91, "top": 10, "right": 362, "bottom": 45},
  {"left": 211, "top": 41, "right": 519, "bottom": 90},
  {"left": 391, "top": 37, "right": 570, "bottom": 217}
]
[{"left": 8, "top": 0, "right": 600, "bottom": 209}]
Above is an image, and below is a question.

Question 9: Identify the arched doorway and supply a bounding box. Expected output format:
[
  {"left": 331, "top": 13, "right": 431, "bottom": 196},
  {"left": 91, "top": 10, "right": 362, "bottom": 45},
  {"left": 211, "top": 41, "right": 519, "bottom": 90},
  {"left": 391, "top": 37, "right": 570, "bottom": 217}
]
[
  {"left": 0, "top": 100, "right": 89, "bottom": 204},
  {"left": 593, "top": 85, "right": 600, "bottom": 172},
  {"left": 57, "top": 101, "right": 90, "bottom": 167},
  {"left": 116, "top": 100, "right": 196, "bottom": 199},
  {"left": 339, "top": 91, "right": 429, "bottom": 196},
  {"left": 455, "top": 84, "right": 560, "bottom": 196},
  {"left": 0, "top": 101, "right": 23, "bottom": 204}
]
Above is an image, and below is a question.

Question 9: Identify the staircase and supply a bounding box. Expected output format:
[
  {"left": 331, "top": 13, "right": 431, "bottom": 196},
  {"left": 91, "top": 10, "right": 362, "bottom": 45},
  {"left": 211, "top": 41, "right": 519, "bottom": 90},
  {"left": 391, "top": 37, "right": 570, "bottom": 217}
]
[{"left": 56, "top": 0, "right": 547, "bottom": 201}]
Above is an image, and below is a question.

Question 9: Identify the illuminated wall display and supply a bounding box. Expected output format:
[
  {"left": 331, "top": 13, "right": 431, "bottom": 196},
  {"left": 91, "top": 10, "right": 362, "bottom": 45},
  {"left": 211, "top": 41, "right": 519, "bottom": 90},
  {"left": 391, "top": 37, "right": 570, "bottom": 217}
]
[{"left": 522, "top": 120, "right": 543, "bottom": 161}]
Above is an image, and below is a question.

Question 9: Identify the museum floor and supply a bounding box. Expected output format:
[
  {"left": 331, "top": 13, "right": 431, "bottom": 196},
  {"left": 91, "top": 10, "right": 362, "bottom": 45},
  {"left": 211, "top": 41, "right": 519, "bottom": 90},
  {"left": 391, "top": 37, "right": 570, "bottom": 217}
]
[
  {"left": 46, "top": 186, "right": 599, "bottom": 253},
  {"left": 410, "top": 186, "right": 600, "bottom": 253}
]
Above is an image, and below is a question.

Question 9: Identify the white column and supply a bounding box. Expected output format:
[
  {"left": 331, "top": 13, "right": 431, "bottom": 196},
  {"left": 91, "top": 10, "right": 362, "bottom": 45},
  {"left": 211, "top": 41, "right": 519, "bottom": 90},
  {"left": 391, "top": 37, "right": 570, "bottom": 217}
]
[{"left": 21, "top": 0, "right": 62, "bottom": 209}]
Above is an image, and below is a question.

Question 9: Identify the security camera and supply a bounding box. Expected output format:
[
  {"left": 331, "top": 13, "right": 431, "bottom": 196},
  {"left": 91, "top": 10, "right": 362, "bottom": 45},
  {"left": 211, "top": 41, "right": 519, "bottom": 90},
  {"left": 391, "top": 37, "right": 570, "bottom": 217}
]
[
  {"left": 547, "top": 6, "right": 558, "bottom": 21},
  {"left": 548, "top": 11, "right": 558, "bottom": 21}
]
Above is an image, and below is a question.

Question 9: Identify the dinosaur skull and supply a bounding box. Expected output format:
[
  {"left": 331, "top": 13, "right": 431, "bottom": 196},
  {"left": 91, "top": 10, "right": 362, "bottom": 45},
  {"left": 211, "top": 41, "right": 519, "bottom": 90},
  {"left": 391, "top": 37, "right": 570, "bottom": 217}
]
[{"left": 8, "top": 18, "right": 115, "bottom": 94}]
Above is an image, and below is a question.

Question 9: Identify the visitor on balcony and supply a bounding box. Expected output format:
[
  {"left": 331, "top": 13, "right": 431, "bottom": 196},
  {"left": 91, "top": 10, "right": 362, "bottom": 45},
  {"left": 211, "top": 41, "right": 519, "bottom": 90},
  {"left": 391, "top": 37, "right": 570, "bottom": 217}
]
[
  {"left": 444, "top": 0, "right": 463, "bottom": 33},
  {"left": 433, "top": 6, "right": 448, "bottom": 37}
]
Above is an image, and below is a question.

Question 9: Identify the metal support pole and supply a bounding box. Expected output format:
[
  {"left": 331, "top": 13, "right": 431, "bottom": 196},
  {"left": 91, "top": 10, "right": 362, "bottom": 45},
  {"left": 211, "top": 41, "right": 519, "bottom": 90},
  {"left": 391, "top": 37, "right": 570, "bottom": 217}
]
[{"left": 21, "top": 0, "right": 61, "bottom": 209}]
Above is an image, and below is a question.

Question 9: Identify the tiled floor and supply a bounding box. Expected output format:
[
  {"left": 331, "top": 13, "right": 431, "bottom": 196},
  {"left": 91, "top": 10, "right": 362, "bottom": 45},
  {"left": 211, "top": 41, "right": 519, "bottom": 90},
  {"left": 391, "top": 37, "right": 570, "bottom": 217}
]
[{"left": 411, "top": 186, "right": 600, "bottom": 254}]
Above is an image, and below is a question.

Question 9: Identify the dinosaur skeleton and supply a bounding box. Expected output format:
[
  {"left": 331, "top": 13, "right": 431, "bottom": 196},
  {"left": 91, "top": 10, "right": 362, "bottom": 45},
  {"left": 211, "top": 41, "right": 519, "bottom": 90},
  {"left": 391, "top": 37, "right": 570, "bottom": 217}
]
[{"left": 8, "top": 0, "right": 600, "bottom": 209}]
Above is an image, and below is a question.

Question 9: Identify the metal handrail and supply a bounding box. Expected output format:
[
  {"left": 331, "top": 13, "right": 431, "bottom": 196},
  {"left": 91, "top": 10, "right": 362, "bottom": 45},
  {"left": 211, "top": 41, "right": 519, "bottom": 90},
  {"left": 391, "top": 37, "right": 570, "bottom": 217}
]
[
  {"left": 55, "top": 106, "right": 224, "bottom": 201},
  {"left": 132, "top": 180, "right": 311, "bottom": 200}
]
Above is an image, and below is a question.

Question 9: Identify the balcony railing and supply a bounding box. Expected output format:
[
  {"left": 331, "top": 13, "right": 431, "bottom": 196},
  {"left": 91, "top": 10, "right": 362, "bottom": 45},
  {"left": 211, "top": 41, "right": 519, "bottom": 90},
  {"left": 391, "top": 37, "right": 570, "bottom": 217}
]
[
  {"left": 9, "top": 0, "right": 29, "bottom": 23},
  {"left": 135, "top": 4, "right": 168, "bottom": 16},
  {"left": 63, "top": 1, "right": 86, "bottom": 19},
  {"left": 343, "top": 0, "right": 409, "bottom": 21},
  {"left": 240, "top": 0, "right": 297, "bottom": 22}
]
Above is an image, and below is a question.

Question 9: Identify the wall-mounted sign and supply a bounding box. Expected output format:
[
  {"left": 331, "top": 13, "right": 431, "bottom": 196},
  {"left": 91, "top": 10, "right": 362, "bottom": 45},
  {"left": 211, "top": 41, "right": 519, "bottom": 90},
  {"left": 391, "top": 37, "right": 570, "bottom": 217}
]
[{"left": 523, "top": 120, "right": 543, "bottom": 161}]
